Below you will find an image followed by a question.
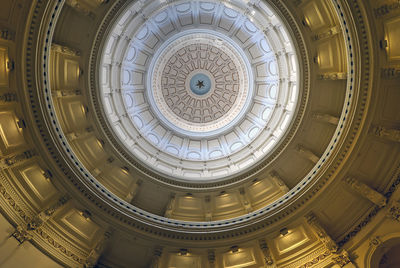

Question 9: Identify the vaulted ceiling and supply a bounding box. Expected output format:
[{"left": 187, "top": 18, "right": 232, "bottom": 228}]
[{"left": 0, "top": 0, "right": 399, "bottom": 267}]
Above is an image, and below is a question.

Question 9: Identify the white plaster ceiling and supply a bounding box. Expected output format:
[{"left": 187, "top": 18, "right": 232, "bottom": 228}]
[
  {"left": 150, "top": 31, "right": 250, "bottom": 133},
  {"left": 100, "top": 0, "right": 299, "bottom": 181}
]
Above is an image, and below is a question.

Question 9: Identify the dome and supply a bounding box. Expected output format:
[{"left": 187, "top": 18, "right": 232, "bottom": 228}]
[
  {"left": 99, "top": 0, "right": 299, "bottom": 181},
  {"left": 0, "top": 0, "right": 400, "bottom": 267}
]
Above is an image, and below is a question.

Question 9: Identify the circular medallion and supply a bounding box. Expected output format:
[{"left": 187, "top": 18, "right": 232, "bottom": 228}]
[
  {"left": 150, "top": 31, "right": 250, "bottom": 134},
  {"left": 189, "top": 73, "right": 211, "bottom": 96}
]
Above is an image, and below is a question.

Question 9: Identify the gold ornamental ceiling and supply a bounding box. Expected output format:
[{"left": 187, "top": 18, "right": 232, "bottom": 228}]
[{"left": 0, "top": 0, "right": 399, "bottom": 267}]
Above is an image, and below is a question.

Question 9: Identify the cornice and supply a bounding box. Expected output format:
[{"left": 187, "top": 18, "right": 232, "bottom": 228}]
[{"left": 0, "top": 170, "right": 84, "bottom": 267}]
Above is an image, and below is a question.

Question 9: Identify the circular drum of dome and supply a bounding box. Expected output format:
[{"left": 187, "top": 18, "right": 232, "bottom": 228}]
[{"left": 99, "top": 0, "right": 299, "bottom": 182}]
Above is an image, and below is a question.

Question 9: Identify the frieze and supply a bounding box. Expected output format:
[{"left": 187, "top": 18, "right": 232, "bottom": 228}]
[
  {"left": 374, "top": 1, "right": 400, "bottom": 18},
  {"left": 0, "top": 181, "right": 31, "bottom": 223},
  {"left": 0, "top": 164, "right": 83, "bottom": 265},
  {"left": 387, "top": 200, "right": 400, "bottom": 221},
  {"left": 332, "top": 251, "right": 352, "bottom": 267},
  {"left": 297, "top": 250, "right": 331, "bottom": 268},
  {"left": 36, "top": 227, "right": 86, "bottom": 264}
]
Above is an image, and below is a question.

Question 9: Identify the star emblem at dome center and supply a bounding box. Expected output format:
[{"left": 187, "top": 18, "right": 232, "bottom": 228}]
[{"left": 196, "top": 80, "right": 205, "bottom": 89}]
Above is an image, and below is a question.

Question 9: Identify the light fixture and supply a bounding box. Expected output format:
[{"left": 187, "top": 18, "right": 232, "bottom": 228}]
[
  {"left": 97, "top": 139, "right": 105, "bottom": 148},
  {"left": 313, "top": 55, "right": 320, "bottom": 65},
  {"left": 79, "top": 210, "right": 91, "bottom": 220},
  {"left": 17, "top": 119, "right": 26, "bottom": 129},
  {"left": 280, "top": 228, "right": 289, "bottom": 236},
  {"left": 230, "top": 245, "right": 239, "bottom": 253},
  {"left": 302, "top": 17, "right": 310, "bottom": 28},
  {"left": 77, "top": 67, "right": 84, "bottom": 77},
  {"left": 81, "top": 105, "right": 87, "bottom": 115},
  {"left": 380, "top": 39, "right": 388, "bottom": 49},
  {"left": 42, "top": 169, "right": 53, "bottom": 182},
  {"left": 121, "top": 167, "right": 129, "bottom": 174},
  {"left": 219, "top": 191, "right": 228, "bottom": 196},
  {"left": 6, "top": 59, "right": 14, "bottom": 71},
  {"left": 179, "top": 248, "right": 188, "bottom": 256}
]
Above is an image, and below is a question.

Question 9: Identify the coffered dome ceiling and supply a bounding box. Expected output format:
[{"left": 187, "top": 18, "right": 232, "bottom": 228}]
[
  {"left": 0, "top": 0, "right": 399, "bottom": 267},
  {"left": 100, "top": 0, "right": 299, "bottom": 181}
]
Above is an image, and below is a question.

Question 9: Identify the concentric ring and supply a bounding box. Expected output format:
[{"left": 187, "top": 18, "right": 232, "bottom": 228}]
[
  {"left": 149, "top": 31, "right": 250, "bottom": 134},
  {"left": 189, "top": 73, "right": 212, "bottom": 96},
  {"left": 99, "top": 0, "right": 299, "bottom": 181}
]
